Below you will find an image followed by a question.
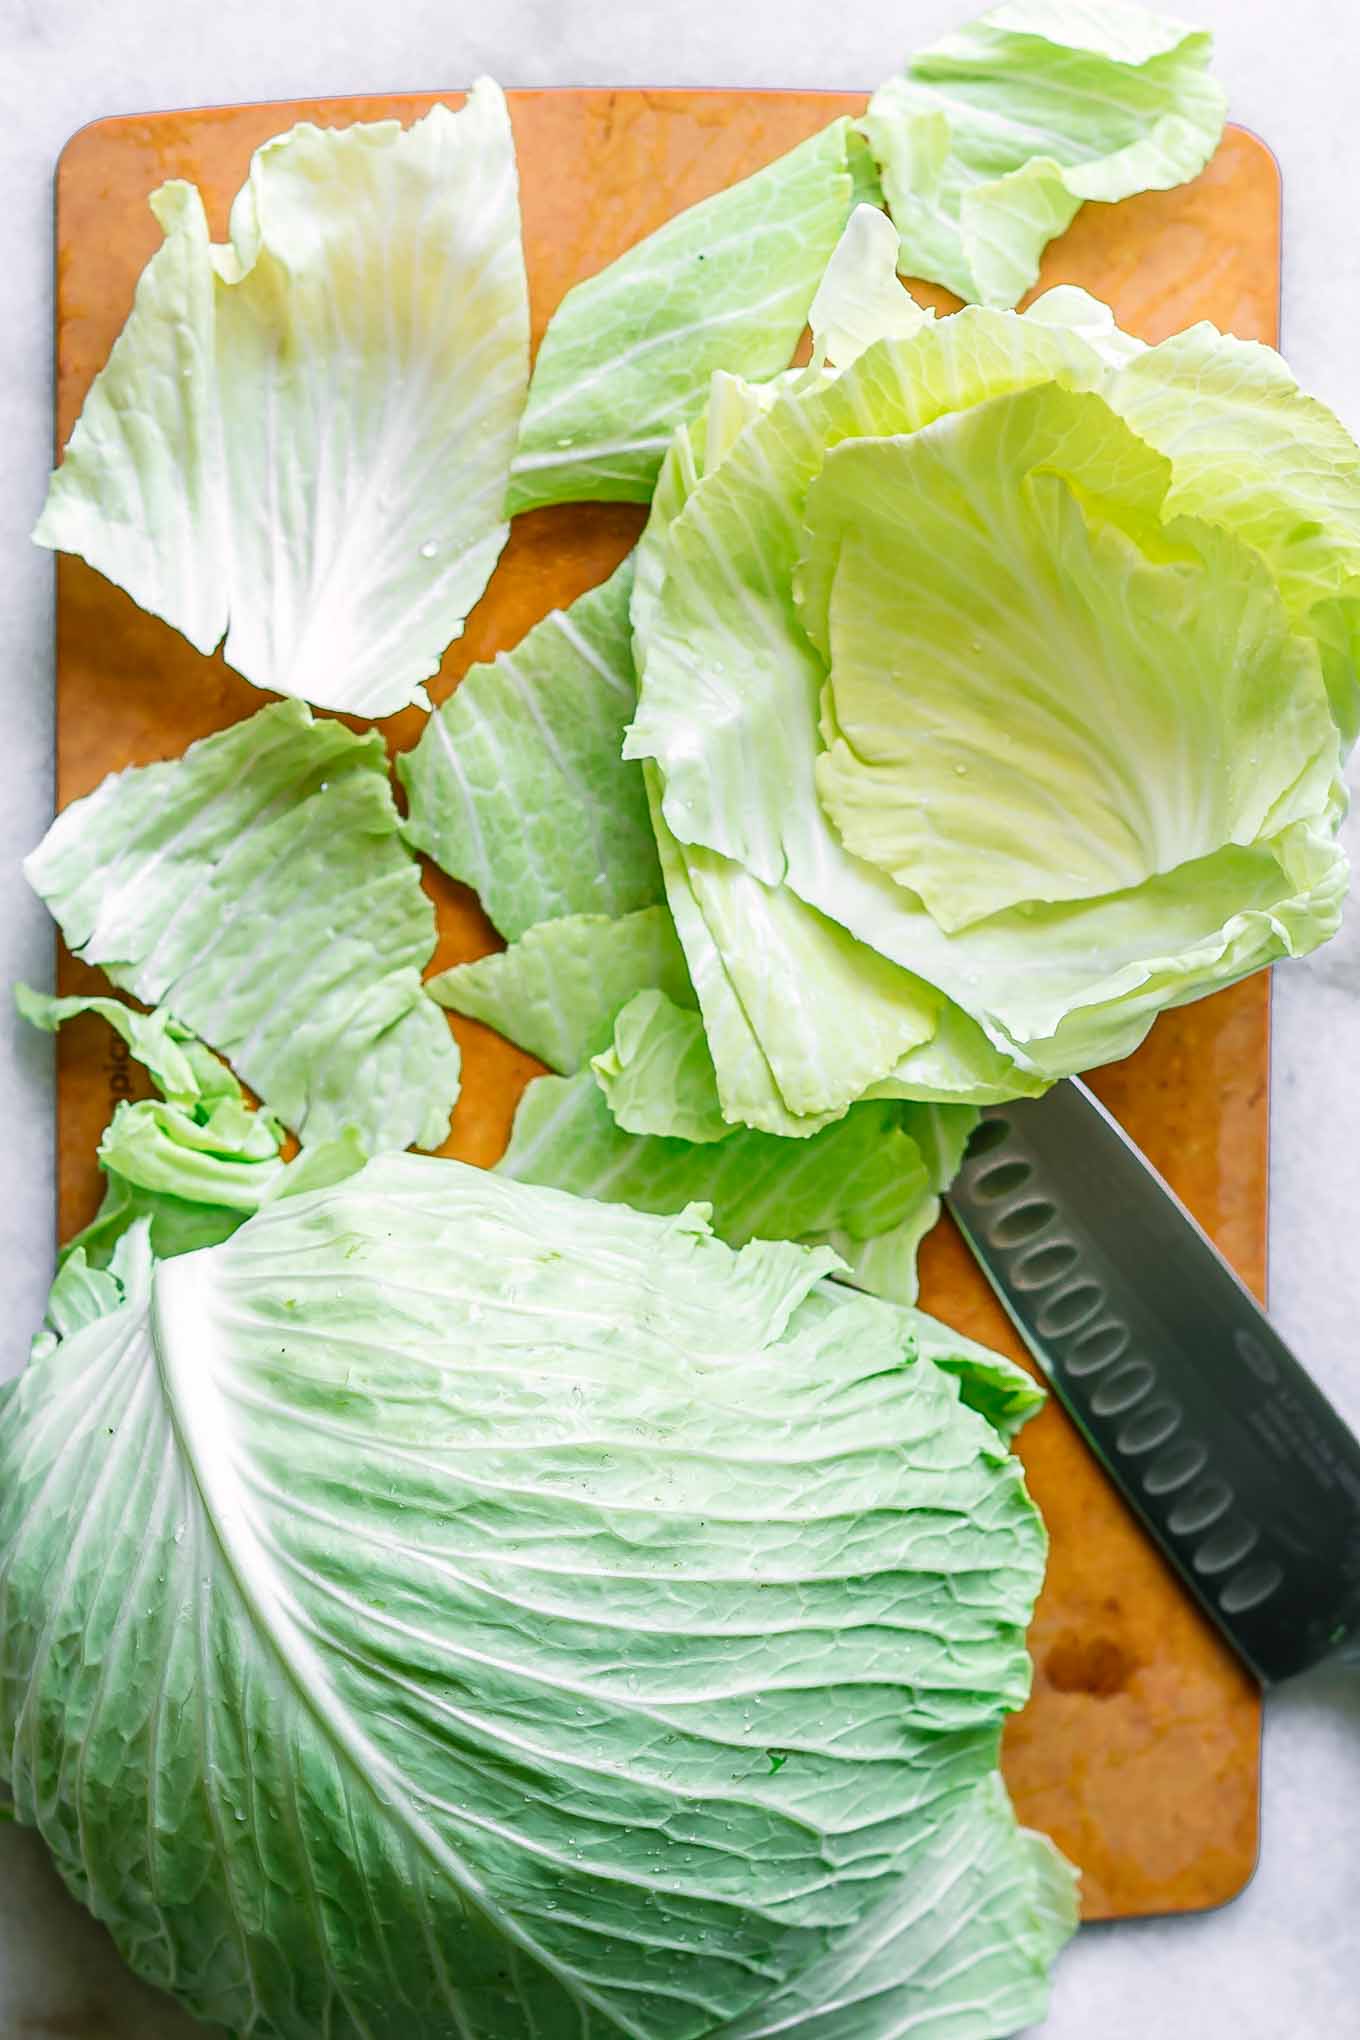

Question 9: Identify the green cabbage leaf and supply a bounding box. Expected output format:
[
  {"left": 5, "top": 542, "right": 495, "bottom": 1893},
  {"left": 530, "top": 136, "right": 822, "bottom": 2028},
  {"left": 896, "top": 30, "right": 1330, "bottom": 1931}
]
[
  {"left": 399, "top": 554, "right": 662, "bottom": 937},
  {"left": 498, "top": 1068, "right": 967, "bottom": 1304},
  {"left": 17, "top": 986, "right": 367, "bottom": 1278},
  {"left": 0, "top": 1157, "right": 1073, "bottom": 2040},
  {"left": 592, "top": 990, "right": 731, "bottom": 1143},
  {"left": 24, "top": 701, "right": 461, "bottom": 1151},
  {"left": 508, "top": 120, "right": 858, "bottom": 510},
  {"left": 863, "top": 0, "right": 1226, "bottom": 307},
  {"left": 627, "top": 250, "right": 1353, "bottom": 1125},
  {"left": 429, "top": 908, "right": 693, "bottom": 1074}
]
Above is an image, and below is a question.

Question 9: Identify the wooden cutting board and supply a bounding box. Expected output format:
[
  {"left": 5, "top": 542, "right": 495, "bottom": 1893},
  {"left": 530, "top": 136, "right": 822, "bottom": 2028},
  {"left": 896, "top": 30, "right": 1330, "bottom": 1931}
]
[{"left": 51, "top": 91, "right": 1278, "bottom": 1924}]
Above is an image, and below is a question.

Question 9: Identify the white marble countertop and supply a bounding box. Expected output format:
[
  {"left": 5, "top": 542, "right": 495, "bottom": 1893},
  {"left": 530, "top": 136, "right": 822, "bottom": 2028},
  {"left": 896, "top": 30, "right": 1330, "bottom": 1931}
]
[{"left": 2, "top": 2, "right": 1358, "bottom": 2034}]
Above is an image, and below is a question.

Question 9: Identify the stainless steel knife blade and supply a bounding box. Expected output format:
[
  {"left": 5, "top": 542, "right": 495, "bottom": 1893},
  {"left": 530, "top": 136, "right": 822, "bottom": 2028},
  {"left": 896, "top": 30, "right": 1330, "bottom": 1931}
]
[{"left": 945, "top": 1079, "right": 1360, "bottom": 1685}]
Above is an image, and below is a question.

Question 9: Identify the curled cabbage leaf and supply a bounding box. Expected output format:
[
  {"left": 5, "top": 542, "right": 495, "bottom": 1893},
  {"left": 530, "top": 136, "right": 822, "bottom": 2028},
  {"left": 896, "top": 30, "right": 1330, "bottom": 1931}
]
[
  {"left": 17, "top": 986, "right": 367, "bottom": 1282},
  {"left": 627, "top": 235, "right": 1353, "bottom": 1128},
  {"left": 863, "top": 0, "right": 1226, "bottom": 307}
]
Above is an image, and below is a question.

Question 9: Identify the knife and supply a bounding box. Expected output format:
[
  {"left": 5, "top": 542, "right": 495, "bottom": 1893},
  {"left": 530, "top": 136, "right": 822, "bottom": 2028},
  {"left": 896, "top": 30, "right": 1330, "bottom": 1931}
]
[{"left": 945, "top": 1079, "right": 1360, "bottom": 1685}]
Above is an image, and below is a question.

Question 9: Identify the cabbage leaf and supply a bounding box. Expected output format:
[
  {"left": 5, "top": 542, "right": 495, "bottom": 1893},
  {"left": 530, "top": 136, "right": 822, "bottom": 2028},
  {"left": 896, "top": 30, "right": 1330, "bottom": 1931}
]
[
  {"left": 800, "top": 1103, "right": 981, "bottom": 1309},
  {"left": 431, "top": 899, "right": 973, "bottom": 1298},
  {"left": 1108, "top": 322, "right": 1360, "bottom": 747},
  {"left": 18, "top": 984, "right": 285, "bottom": 1267},
  {"left": 24, "top": 701, "right": 460, "bottom": 1150},
  {"left": 428, "top": 907, "right": 692, "bottom": 1073},
  {"left": 399, "top": 553, "right": 662, "bottom": 937},
  {"left": 905, "top": 1306, "right": 1048, "bottom": 1442},
  {"left": 16, "top": 982, "right": 237, "bottom": 1107},
  {"left": 17, "top": 986, "right": 367, "bottom": 1273},
  {"left": 808, "top": 203, "right": 934, "bottom": 369},
  {"left": 592, "top": 990, "right": 731, "bottom": 1143},
  {"left": 801, "top": 383, "right": 1336, "bottom": 931},
  {"left": 508, "top": 119, "right": 857, "bottom": 509},
  {"left": 629, "top": 298, "right": 1351, "bottom": 1115},
  {"left": 863, "top": 0, "right": 1226, "bottom": 307},
  {"left": 499, "top": 1068, "right": 942, "bottom": 1276},
  {"left": 0, "top": 1158, "right": 1073, "bottom": 2039},
  {"left": 35, "top": 84, "right": 529, "bottom": 717}
]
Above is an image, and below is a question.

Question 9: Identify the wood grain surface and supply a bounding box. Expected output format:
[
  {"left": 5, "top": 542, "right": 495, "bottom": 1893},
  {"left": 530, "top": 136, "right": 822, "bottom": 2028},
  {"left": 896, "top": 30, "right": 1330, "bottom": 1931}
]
[{"left": 50, "top": 91, "right": 1279, "bottom": 1921}]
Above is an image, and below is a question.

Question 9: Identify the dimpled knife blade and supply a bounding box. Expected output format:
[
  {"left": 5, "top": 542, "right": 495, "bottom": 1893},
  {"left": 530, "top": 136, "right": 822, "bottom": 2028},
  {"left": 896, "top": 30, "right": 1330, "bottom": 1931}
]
[{"left": 946, "top": 1079, "right": 1360, "bottom": 1685}]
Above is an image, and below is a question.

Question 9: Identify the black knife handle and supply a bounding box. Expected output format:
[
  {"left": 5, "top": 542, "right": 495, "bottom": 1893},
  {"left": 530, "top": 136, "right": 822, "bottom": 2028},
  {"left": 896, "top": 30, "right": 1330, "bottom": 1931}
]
[{"left": 947, "top": 1083, "right": 1360, "bottom": 1686}]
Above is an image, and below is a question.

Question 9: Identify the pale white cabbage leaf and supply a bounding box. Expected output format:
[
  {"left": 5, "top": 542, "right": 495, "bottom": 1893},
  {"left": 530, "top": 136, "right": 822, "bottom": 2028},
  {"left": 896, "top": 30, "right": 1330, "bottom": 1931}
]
[{"left": 36, "top": 83, "right": 529, "bottom": 717}]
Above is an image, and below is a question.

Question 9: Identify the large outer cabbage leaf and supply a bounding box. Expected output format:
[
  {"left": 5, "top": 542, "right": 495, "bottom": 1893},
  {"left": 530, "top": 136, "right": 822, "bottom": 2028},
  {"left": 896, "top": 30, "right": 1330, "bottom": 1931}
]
[
  {"left": 0, "top": 1158, "right": 1072, "bottom": 2040},
  {"left": 863, "top": 0, "right": 1225, "bottom": 307},
  {"left": 629, "top": 281, "right": 1352, "bottom": 1117},
  {"left": 399, "top": 554, "right": 663, "bottom": 938},
  {"left": 35, "top": 84, "right": 528, "bottom": 717},
  {"left": 24, "top": 700, "right": 460, "bottom": 1151},
  {"left": 720, "top": 1772, "right": 1075, "bottom": 2040},
  {"left": 507, "top": 120, "right": 856, "bottom": 510}
]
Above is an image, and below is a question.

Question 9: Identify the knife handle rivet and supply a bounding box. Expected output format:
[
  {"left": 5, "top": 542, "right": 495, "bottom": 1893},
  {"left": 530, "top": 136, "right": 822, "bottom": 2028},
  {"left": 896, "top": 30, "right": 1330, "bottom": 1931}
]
[
  {"left": 1142, "top": 1439, "right": 1208, "bottom": 1495},
  {"left": 1167, "top": 1478, "right": 1234, "bottom": 1536},
  {"left": 1219, "top": 1558, "right": 1283, "bottom": 1614}
]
